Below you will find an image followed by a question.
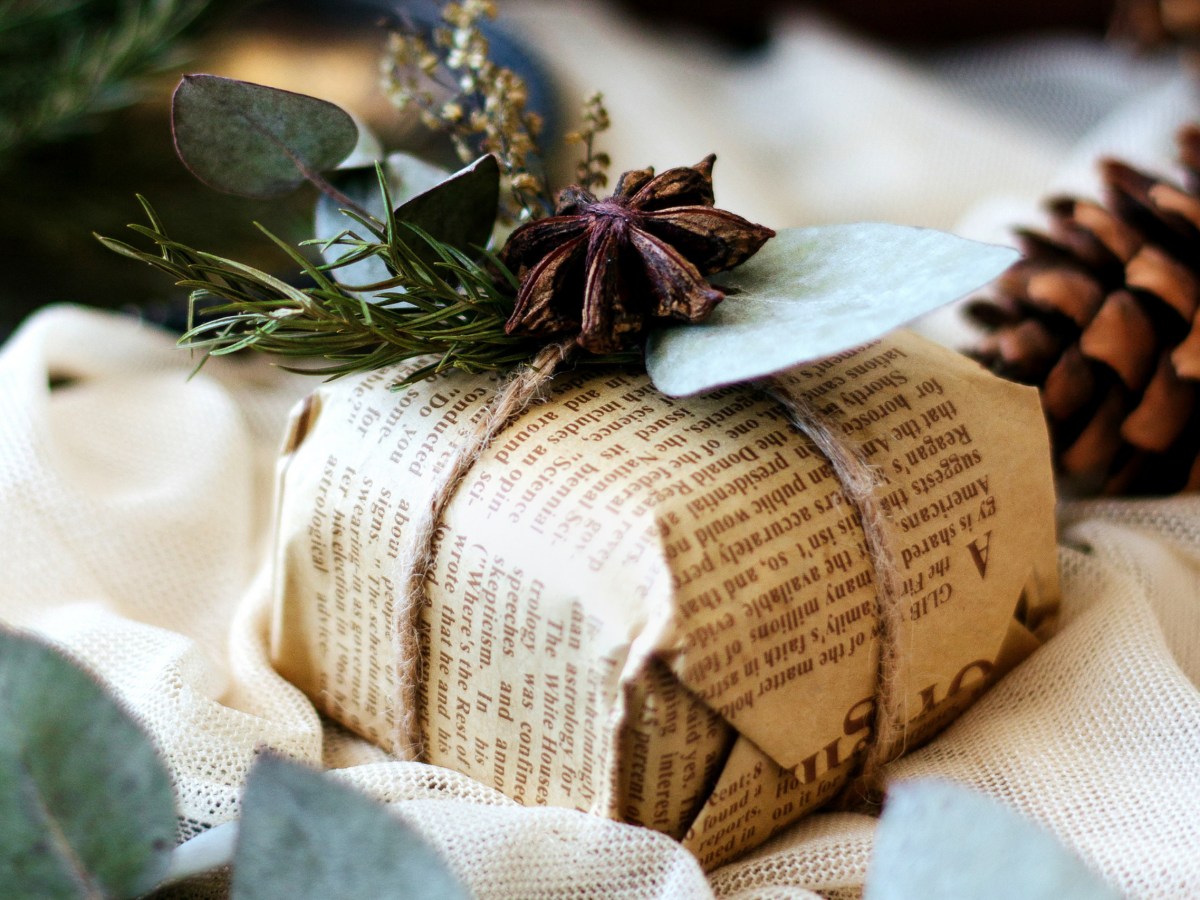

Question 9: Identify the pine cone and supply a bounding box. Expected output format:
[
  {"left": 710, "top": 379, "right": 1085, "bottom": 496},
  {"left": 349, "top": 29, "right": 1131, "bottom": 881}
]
[{"left": 968, "top": 124, "right": 1200, "bottom": 495}]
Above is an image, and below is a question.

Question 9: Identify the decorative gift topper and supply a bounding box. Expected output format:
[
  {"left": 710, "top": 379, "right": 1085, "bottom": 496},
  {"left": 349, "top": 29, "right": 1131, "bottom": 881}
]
[
  {"left": 99, "top": 1, "right": 1017, "bottom": 399},
  {"left": 100, "top": 0, "right": 1029, "bottom": 804}
]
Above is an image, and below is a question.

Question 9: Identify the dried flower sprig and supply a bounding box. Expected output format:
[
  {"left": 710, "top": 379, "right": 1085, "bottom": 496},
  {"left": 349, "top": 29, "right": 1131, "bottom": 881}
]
[
  {"left": 383, "top": 0, "right": 551, "bottom": 222},
  {"left": 566, "top": 92, "right": 612, "bottom": 194},
  {"left": 98, "top": 192, "right": 544, "bottom": 385}
]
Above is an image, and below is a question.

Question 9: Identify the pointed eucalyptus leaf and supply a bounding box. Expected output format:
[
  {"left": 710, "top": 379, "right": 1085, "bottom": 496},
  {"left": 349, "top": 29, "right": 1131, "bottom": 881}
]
[
  {"left": 865, "top": 780, "right": 1122, "bottom": 900},
  {"left": 0, "top": 627, "right": 176, "bottom": 897},
  {"left": 645, "top": 224, "right": 1019, "bottom": 397},
  {"left": 314, "top": 152, "right": 451, "bottom": 293},
  {"left": 172, "top": 74, "right": 358, "bottom": 198},
  {"left": 392, "top": 153, "right": 500, "bottom": 258},
  {"left": 231, "top": 755, "right": 469, "bottom": 900}
]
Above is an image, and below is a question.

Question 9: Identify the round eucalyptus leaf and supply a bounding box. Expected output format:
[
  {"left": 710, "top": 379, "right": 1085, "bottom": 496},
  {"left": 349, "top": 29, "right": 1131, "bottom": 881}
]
[
  {"left": 172, "top": 74, "right": 359, "bottom": 198},
  {"left": 867, "top": 780, "right": 1122, "bottom": 900},
  {"left": 0, "top": 627, "right": 176, "bottom": 898},
  {"left": 646, "top": 224, "right": 1019, "bottom": 397},
  {"left": 231, "top": 755, "right": 468, "bottom": 900},
  {"left": 335, "top": 115, "right": 384, "bottom": 171}
]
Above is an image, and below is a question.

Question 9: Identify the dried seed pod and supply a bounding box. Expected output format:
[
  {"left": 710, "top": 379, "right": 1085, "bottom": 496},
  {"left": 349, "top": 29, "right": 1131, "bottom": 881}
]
[{"left": 499, "top": 155, "right": 775, "bottom": 354}]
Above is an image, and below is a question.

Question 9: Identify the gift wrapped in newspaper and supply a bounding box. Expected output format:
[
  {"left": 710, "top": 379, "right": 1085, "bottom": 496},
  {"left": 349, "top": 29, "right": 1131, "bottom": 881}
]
[{"left": 269, "top": 329, "right": 1058, "bottom": 869}]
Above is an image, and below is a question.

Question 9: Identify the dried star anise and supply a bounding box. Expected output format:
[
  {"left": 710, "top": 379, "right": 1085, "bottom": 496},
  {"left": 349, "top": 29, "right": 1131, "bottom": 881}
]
[{"left": 498, "top": 155, "right": 775, "bottom": 353}]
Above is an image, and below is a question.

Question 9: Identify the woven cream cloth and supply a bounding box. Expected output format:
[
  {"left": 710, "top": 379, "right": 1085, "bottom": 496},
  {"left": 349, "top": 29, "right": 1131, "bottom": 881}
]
[{"left": 3, "top": 9, "right": 1200, "bottom": 897}]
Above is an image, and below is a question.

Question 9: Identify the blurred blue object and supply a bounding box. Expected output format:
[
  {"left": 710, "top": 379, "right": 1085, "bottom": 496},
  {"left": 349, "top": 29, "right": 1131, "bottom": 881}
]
[{"left": 283, "top": 0, "right": 561, "bottom": 150}]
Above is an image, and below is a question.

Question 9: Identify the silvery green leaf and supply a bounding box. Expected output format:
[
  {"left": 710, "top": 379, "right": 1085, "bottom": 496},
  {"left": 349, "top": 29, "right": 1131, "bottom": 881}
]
[
  {"left": 172, "top": 75, "right": 358, "bottom": 198},
  {"left": 317, "top": 153, "right": 450, "bottom": 238},
  {"left": 314, "top": 154, "right": 499, "bottom": 296},
  {"left": 335, "top": 115, "right": 384, "bottom": 171},
  {"left": 162, "top": 821, "right": 240, "bottom": 888},
  {"left": 388, "top": 152, "right": 475, "bottom": 210},
  {"left": 0, "top": 627, "right": 176, "bottom": 897},
  {"left": 645, "top": 224, "right": 1018, "bottom": 397},
  {"left": 314, "top": 167, "right": 390, "bottom": 290},
  {"left": 314, "top": 152, "right": 451, "bottom": 292},
  {"left": 231, "top": 755, "right": 468, "bottom": 900},
  {"left": 865, "top": 780, "right": 1121, "bottom": 900}
]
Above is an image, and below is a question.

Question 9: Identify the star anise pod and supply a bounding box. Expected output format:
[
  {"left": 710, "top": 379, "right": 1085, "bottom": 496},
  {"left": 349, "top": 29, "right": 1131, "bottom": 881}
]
[{"left": 499, "top": 155, "right": 775, "bottom": 353}]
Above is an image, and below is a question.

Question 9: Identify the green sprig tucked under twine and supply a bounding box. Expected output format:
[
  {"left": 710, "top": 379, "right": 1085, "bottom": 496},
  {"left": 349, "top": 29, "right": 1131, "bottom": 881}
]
[{"left": 98, "top": 185, "right": 555, "bottom": 386}]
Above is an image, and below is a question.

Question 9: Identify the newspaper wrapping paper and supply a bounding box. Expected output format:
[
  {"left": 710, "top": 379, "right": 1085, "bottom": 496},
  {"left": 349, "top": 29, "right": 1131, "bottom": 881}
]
[{"left": 270, "top": 329, "right": 1059, "bottom": 869}]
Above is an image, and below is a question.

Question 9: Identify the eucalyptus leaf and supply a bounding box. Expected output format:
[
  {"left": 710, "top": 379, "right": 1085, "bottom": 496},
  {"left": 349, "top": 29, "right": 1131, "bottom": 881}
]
[
  {"left": 866, "top": 780, "right": 1121, "bottom": 900},
  {"left": 391, "top": 153, "right": 500, "bottom": 258},
  {"left": 388, "top": 152, "right": 463, "bottom": 206},
  {"left": 0, "top": 627, "right": 176, "bottom": 898},
  {"left": 231, "top": 755, "right": 469, "bottom": 900},
  {"left": 313, "top": 152, "right": 451, "bottom": 292},
  {"left": 645, "top": 224, "right": 1018, "bottom": 397},
  {"left": 172, "top": 74, "right": 358, "bottom": 198},
  {"left": 335, "top": 116, "right": 384, "bottom": 171}
]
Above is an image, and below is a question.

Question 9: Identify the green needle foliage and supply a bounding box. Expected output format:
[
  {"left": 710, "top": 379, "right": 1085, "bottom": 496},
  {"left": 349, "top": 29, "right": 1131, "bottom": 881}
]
[
  {"left": 98, "top": 191, "right": 545, "bottom": 385},
  {"left": 0, "top": 0, "right": 213, "bottom": 168}
]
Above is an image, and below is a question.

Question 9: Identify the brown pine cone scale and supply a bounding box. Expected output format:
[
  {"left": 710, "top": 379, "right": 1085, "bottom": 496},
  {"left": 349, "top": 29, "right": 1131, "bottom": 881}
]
[{"left": 970, "top": 124, "right": 1200, "bottom": 495}]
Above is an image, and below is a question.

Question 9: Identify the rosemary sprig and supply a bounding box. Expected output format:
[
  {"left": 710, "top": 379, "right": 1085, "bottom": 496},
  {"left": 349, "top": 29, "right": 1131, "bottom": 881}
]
[
  {"left": 97, "top": 194, "right": 543, "bottom": 385},
  {"left": 0, "top": 0, "right": 211, "bottom": 168}
]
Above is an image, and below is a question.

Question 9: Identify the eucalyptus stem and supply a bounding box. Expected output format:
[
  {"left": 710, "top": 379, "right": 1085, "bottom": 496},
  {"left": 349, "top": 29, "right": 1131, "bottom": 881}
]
[{"left": 305, "top": 167, "right": 377, "bottom": 224}]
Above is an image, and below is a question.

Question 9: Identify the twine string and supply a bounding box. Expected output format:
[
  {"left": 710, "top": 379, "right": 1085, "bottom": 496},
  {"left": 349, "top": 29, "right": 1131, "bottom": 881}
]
[
  {"left": 763, "top": 374, "right": 906, "bottom": 803},
  {"left": 391, "top": 358, "right": 908, "bottom": 802},
  {"left": 391, "top": 340, "right": 575, "bottom": 757}
]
